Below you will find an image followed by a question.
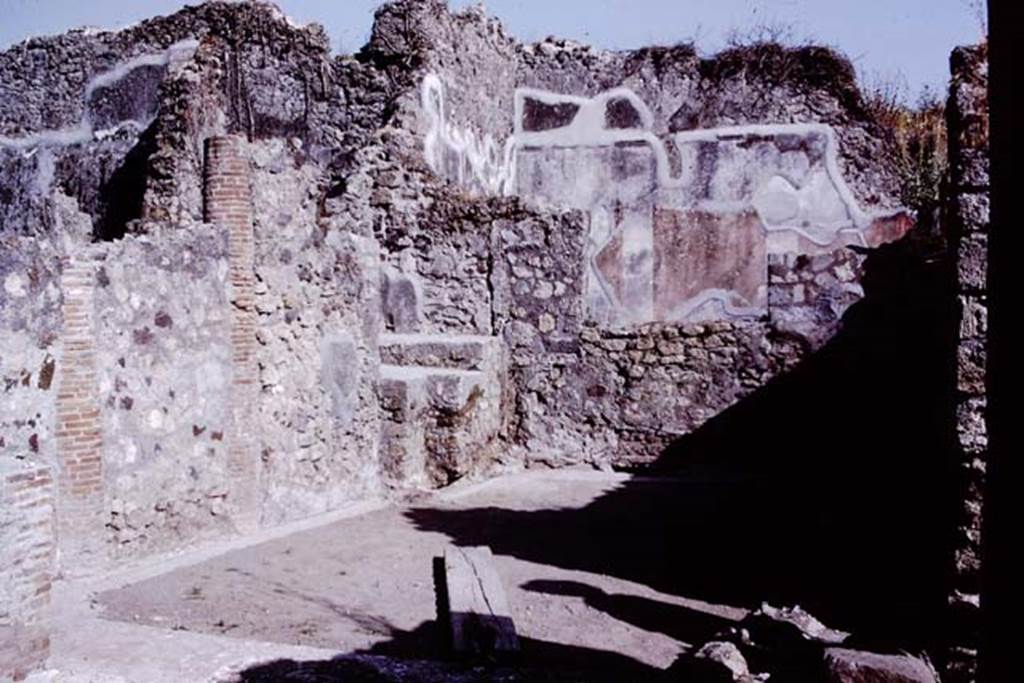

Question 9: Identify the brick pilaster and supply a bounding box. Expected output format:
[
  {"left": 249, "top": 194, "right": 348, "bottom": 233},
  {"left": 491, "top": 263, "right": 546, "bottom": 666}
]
[
  {"left": 54, "top": 259, "right": 105, "bottom": 570},
  {"left": 204, "top": 135, "right": 259, "bottom": 532},
  {"left": 0, "top": 463, "right": 55, "bottom": 681}
]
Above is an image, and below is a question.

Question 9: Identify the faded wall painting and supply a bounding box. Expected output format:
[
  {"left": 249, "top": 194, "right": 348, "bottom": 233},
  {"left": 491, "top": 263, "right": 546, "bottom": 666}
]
[{"left": 422, "top": 75, "right": 912, "bottom": 327}]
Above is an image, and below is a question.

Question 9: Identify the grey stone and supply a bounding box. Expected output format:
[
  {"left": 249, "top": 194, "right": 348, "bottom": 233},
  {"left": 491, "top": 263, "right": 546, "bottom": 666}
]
[
  {"left": 381, "top": 267, "right": 423, "bottom": 333},
  {"left": 322, "top": 334, "right": 359, "bottom": 428},
  {"left": 956, "top": 340, "right": 986, "bottom": 396},
  {"left": 823, "top": 648, "right": 937, "bottom": 683},
  {"left": 957, "top": 233, "right": 987, "bottom": 291},
  {"left": 955, "top": 193, "right": 989, "bottom": 233},
  {"left": 378, "top": 333, "right": 499, "bottom": 372},
  {"left": 952, "top": 148, "right": 989, "bottom": 190},
  {"left": 739, "top": 603, "right": 850, "bottom": 649},
  {"left": 378, "top": 345, "right": 502, "bottom": 488},
  {"left": 958, "top": 295, "right": 987, "bottom": 340},
  {"left": 956, "top": 397, "right": 987, "bottom": 454}
]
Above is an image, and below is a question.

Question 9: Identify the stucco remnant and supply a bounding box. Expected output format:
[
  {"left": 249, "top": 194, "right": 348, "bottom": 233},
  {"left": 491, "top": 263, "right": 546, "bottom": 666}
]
[{"left": 425, "top": 75, "right": 911, "bottom": 326}]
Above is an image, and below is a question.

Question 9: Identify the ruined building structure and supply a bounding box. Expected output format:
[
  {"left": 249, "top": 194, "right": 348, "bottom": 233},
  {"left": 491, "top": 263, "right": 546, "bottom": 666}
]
[{"left": 0, "top": 1, "right": 985, "bottom": 680}]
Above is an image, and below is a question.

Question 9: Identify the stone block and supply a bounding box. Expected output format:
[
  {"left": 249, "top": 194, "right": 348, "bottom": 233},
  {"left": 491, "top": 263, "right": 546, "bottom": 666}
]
[
  {"left": 441, "top": 546, "right": 519, "bottom": 658},
  {"left": 381, "top": 267, "right": 423, "bottom": 333},
  {"left": 956, "top": 232, "right": 987, "bottom": 292},
  {"left": 379, "top": 333, "right": 500, "bottom": 372},
  {"left": 952, "top": 546, "right": 981, "bottom": 592},
  {"left": 666, "top": 641, "right": 752, "bottom": 682},
  {"left": 322, "top": 334, "right": 359, "bottom": 428},
  {"left": 952, "top": 148, "right": 989, "bottom": 189},
  {"left": 823, "top": 648, "right": 936, "bottom": 683},
  {"left": 957, "top": 295, "right": 987, "bottom": 340},
  {"left": 956, "top": 396, "right": 987, "bottom": 454},
  {"left": 956, "top": 340, "right": 986, "bottom": 396},
  {"left": 955, "top": 193, "right": 989, "bottom": 234},
  {"left": 379, "top": 360, "right": 500, "bottom": 488}
]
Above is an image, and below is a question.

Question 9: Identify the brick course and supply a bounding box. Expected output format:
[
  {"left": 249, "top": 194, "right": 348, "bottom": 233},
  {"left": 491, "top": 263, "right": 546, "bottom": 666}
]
[
  {"left": 0, "top": 462, "right": 55, "bottom": 681},
  {"left": 54, "top": 259, "right": 105, "bottom": 570}
]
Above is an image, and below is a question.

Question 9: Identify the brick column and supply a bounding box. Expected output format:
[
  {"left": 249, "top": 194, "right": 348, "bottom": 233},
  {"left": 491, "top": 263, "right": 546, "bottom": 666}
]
[
  {"left": 54, "top": 259, "right": 105, "bottom": 570},
  {"left": 0, "top": 463, "right": 54, "bottom": 681},
  {"left": 204, "top": 135, "right": 259, "bottom": 532}
]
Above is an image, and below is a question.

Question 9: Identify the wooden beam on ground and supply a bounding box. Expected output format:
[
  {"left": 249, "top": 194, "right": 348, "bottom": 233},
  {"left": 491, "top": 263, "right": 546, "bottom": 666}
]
[{"left": 441, "top": 545, "right": 520, "bottom": 658}]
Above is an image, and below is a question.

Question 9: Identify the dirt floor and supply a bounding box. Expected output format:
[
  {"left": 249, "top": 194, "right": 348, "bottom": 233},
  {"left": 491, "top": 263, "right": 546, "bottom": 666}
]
[
  {"left": 92, "top": 469, "right": 745, "bottom": 680},
  {"left": 38, "top": 446, "right": 949, "bottom": 682}
]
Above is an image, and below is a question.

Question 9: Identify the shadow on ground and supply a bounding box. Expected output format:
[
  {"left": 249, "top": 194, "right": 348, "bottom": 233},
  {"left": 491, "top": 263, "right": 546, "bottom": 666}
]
[
  {"left": 402, "top": 237, "right": 959, "bottom": 655},
  {"left": 233, "top": 624, "right": 662, "bottom": 682}
]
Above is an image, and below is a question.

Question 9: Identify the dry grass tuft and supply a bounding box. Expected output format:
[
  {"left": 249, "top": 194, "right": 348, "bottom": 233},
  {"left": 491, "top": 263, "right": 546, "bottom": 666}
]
[{"left": 862, "top": 74, "right": 948, "bottom": 216}]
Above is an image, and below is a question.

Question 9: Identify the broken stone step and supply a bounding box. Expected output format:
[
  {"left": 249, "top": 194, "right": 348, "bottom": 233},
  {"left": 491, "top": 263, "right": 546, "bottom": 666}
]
[
  {"left": 379, "top": 333, "right": 501, "bottom": 371},
  {"left": 379, "top": 364, "right": 487, "bottom": 414},
  {"left": 379, "top": 363, "right": 501, "bottom": 489},
  {"left": 441, "top": 545, "right": 520, "bottom": 658}
]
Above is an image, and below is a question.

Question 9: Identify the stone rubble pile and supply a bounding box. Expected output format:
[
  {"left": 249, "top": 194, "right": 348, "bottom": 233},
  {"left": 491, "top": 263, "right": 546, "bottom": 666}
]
[{"left": 668, "top": 604, "right": 938, "bottom": 683}]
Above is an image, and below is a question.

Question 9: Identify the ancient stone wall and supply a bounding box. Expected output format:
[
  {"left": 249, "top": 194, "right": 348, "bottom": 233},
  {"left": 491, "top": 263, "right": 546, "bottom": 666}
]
[
  {"left": 0, "top": 1, "right": 345, "bottom": 241},
  {"left": 945, "top": 43, "right": 988, "bottom": 683},
  {"left": 287, "top": 0, "right": 917, "bottom": 470},
  {"left": 0, "top": 0, "right": 920, "bottom": 593},
  {"left": 249, "top": 138, "right": 383, "bottom": 525},
  {"left": 94, "top": 227, "right": 235, "bottom": 558},
  {"left": 0, "top": 237, "right": 62, "bottom": 473},
  {"left": 504, "top": 109, "right": 909, "bottom": 329},
  {"left": 384, "top": 0, "right": 913, "bottom": 466},
  {"left": 0, "top": 38, "right": 200, "bottom": 238}
]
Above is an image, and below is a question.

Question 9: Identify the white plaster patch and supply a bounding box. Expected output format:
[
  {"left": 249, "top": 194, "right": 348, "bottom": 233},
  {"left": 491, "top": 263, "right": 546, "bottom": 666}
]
[
  {"left": 3, "top": 273, "right": 27, "bottom": 297},
  {"left": 421, "top": 73, "right": 900, "bottom": 229},
  {"left": 32, "top": 147, "right": 56, "bottom": 196},
  {"left": 753, "top": 176, "right": 802, "bottom": 225},
  {"left": 0, "top": 39, "right": 199, "bottom": 152},
  {"left": 421, "top": 74, "right": 517, "bottom": 195},
  {"left": 752, "top": 172, "right": 854, "bottom": 245},
  {"left": 665, "top": 288, "right": 766, "bottom": 322},
  {"left": 83, "top": 39, "right": 198, "bottom": 101}
]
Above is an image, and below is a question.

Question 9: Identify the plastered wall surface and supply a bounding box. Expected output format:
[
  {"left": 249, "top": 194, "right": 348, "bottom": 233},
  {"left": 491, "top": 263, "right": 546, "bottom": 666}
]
[{"left": 425, "top": 74, "right": 911, "bottom": 327}]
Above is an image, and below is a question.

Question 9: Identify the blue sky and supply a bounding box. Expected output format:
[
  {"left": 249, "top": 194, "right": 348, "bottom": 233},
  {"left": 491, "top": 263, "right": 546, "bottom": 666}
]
[{"left": 0, "top": 0, "right": 985, "bottom": 100}]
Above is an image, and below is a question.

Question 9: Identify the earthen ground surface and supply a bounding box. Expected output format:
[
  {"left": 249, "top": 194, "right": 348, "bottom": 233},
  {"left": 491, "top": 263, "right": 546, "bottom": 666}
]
[{"left": 41, "top": 468, "right": 747, "bottom": 681}]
